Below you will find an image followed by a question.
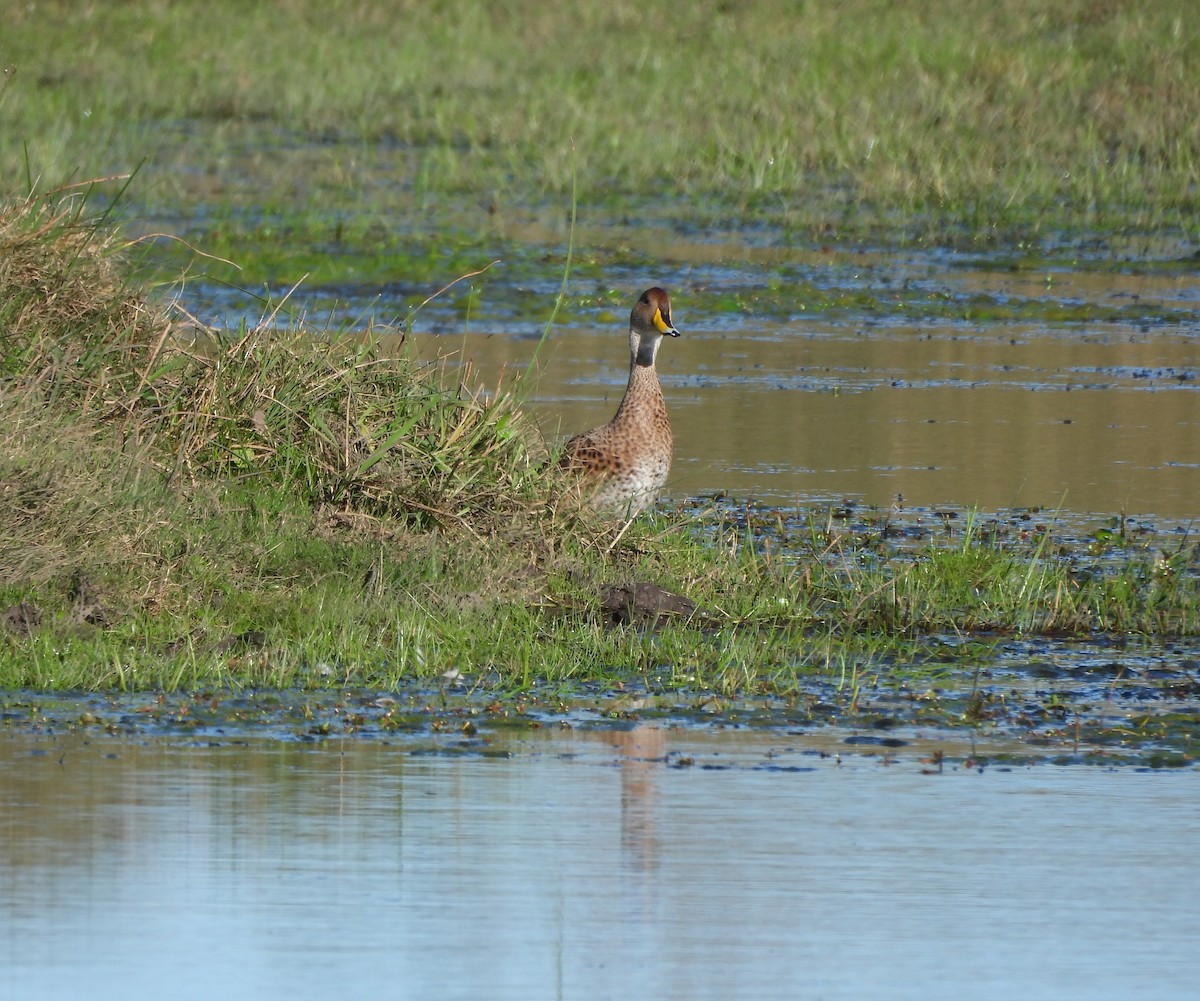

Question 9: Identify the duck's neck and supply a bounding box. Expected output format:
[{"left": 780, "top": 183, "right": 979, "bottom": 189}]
[
  {"left": 608, "top": 329, "right": 667, "bottom": 429},
  {"left": 612, "top": 362, "right": 665, "bottom": 427},
  {"left": 631, "top": 330, "right": 661, "bottom": 369}
]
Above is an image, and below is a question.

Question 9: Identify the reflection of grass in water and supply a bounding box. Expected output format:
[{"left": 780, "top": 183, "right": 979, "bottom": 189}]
[
  {"left": 2, "top": 1, "right": 1197, "bottom": 236},
  {"left": 1, "top": 187, "right": 1198, "bottom": 713}
]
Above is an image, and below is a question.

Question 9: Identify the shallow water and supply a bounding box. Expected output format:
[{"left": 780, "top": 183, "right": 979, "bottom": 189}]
[
  {"left": 3, "top": 727, "right": 1197, "bottom": 1001},
  {"left": 450, "top": 309, "right": 1199, "bottom": 519},
  {"left": 178, "top": 228, "right": 1198, "bottom": 521}
]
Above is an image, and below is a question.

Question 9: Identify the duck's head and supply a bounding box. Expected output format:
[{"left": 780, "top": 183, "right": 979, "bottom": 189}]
[{"left": 629, "top": 287, "right": 680, "bottom": 367}]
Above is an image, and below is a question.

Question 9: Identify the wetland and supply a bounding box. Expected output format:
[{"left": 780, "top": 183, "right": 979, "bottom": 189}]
[
  {"left": 3, "top": 3, "right": 1200, "bottom": 997},
  {"left": 2, "top": 0, "right": 1198, "bottom": 757}
]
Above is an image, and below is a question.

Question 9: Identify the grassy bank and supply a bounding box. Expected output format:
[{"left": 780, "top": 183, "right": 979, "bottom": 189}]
[
  {"left": 1, "top": 191, "right": 1197, "bottom": 705},
  {"left": 2, "top": 1, "right": 1197, "bottom": 239}
]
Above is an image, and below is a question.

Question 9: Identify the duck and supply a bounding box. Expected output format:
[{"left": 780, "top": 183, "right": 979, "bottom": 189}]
[{"left": 559, "top": 287, "right": 680, "bottom": 516}]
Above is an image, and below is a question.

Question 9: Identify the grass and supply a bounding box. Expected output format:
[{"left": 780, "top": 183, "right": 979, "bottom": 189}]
[
  {"left": 2, "top": 187, "right": 1198, "bottom": 710},
  {"left": 1, "top": 0, "right": 1198, "bottom": 765},
  {"left": 2, "top": 1, "right": 1198, "bottom": 241}
]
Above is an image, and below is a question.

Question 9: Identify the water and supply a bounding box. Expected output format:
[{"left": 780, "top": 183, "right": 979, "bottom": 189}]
[
  {"left": 451, "top": 309, "right": 1199, "bottom": 520},
  {"left": 3, "top": 727, "right": 1197, "bottom": 1001},
  {"left": 177, "top": 234, "right": 1198, "bottom": 522},
  {"left": 84, "top": 188, "right": 1198, "bottom": 1000}
]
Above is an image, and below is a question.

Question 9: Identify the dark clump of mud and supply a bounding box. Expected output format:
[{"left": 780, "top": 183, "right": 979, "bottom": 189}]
[{"left": 599, "top": 582, "right": 697, "bottom": 627}]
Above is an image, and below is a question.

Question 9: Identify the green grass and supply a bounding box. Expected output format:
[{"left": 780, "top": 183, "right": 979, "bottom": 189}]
[
  {"left": 2, "top": 0, "right": 1198, "bottom": 239},
  {"left": 1, "top": 114, "right": 1198, "bottom": 722},
  {"left": 1, "top": 7, "right": 1197, "bottom": 762}
]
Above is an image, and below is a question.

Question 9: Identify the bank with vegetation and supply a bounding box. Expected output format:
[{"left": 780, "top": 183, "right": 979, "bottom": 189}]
[
  {"left": 1, "top": 3, "right": 1198, "bottom": 752},
  {"left": 1, "top": 191, "right": 1197, "bottom": 705}
]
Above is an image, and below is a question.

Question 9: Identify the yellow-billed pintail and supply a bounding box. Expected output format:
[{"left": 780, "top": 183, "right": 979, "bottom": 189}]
[{"left": 559, "top": 287, "right": 680, "bottom": 516}]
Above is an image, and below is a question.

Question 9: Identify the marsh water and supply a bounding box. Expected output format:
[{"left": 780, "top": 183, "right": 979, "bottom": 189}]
[
  {"left": 4, "top": 726, "right": 1198, "bottom": 1001},
  {"left": 179, "top": 221, "right": 1200, "bottom": 524},
  {"left": 40, "top": 175, "right": 1193, "bottom": 999}
]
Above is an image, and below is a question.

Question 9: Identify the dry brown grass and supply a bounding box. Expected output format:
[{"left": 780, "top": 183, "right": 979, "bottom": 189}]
[{"left": 1, "top": 187, "right": 578, "bottom": 541}]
